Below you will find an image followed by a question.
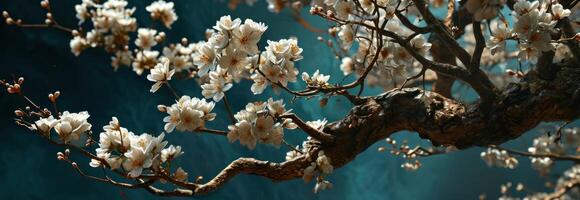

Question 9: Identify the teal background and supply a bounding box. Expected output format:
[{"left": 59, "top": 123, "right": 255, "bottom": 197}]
[{"left": 0, "top": 0, "right": 573, "bottom": 199}]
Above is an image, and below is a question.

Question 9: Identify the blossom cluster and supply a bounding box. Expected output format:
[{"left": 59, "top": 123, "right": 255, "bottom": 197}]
[
  {"left": 72, "top": 0, "right": 178, "bottom": 75},
  {"left": 250, "top": 38, "right": 303, "bottom": 94},
  {"left": 302, "top": 150, "right": 334, "bottom": 193},
  {"left": 89, "top": 117, "right": 186, "bottom": 179},
  {"left": 485, "top": 0, "right": 572, "bottom": 63},
  {"left": 90, "top": 117, "right": 183, "bottom": 177},
  {"left": 160, "top": 95, "right": 216, "bottom": 133},
  {"left": 480, "top": 148, "right": 519, "bottom": 169},
  {"left": 227, "top": 98, "right": 296, "bottom": 149},
  {"left": 192, "top": 15, "right": 271, "bottom": 101},
  {"left": 34, "top": 111, "right": 92, "bottom": 143}
]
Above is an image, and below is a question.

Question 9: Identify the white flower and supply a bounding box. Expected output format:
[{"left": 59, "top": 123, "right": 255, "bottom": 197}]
[
  {"left": 488, "top": 22, "right": 511, "bottom": 55},
  {"left": 227, "top": 120, "right": 257, "bottom": 149},
  {"left": 147, "top": 58, "right": 175, "bottom": 93},
  {"left": 135, "top": 28, "right": 158, "bottom": 50},
  {"left": 132, "top": 50, "right": 159, "bottom": 75},
  {"left": 174, "top": 167, "right": 188, "bottom": 182},
  {"left": 218, "top": 47, "right": 249, "bottom": 73},
  {"left": 410, "top": 34, "right": 432, "bottom": 55},
  {"left": 316, "top": 151, "right": 333, "bottom": 174},
  {"left": 302, "top": 162, "right": 317, "bottom": 182},
  {"left": 232, "top": 19, "right": 267, "bottom": 55},
  {"left": 340, "top": 57, "right": 355, "bottom": 75},
  {"left": 70, "top": 36, "right": 88, "bottom": 56},
  {"left": 250, "top": 73, "right": 268, "bottom": 94},
  {"left": 163, "top": 96, "right": 216, "bottom": 133},
  {"left": 146, "top": 0, "right": 178, "bottom": 28},
  {"left": 207, "top": 32, "right": 229, "bottom": 49},
  {"left": 34, "top": 116, "right": 57, "bottom": 134},
  {"left": 123, "top": 144, "right": 153, "bottom": 178},
  {"left": 513, "top": 0, "right": 539, "bottom": 16},
  {"left": 253, "top": 116, "right": 275, "bottom": 140},
  {"left": 161, "top": 145, "right": 183, "bottom": 162},
  {"left": 111, "top": 50, "right": 134, "bottom": 70},
  {"left": 201, "top": 68, "right": 233, "bottom": 101},
  {"left": 192, "top": 44, "right": 217, "bottom": 76},
  {"left": 313, "top": 180, "right": 333, "bottom": 193},
  {"left": 466, "top": 0, "right": 505, "bottom": 21},
  {"left": 285, "top": 148, "right": 301, "bottom": 161},
  {"left": 480, "top": 148, "right": 519, "bottom": 169},
  {"left": 213, "top": 15, "right": 241, "bottom": 32},
  {"left": 338, "top": 25, "right": 354, "bottom": 49},
  {"left": 54, "top": 111, "right": 92, "bottom": 143},
  {"left": 551, "top": 3, "right": 571, "bottom": 20},
  {"left": 518, "top": 43, "right": 540, "bottom": 63},
  {"left": 306, "top": 119, "right": 327, "bottom": 131},
  {"left": 334, "top": 1, "right": 355, "bottom": 19},
  {"left": 302, "top": 70, "right": 330, "bottom": 87},
  {"left": 527, "top": 30, "right": 553, "bottom": 52},
  {"left": 267, "top": 98, "right": 287, "bottom": 116}
]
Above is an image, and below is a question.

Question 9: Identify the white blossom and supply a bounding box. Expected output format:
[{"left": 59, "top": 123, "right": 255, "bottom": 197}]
[
  {"left": 54, "top": 111, "right": 92, "bottom": 143},
  {"left": 146, "top": 0, "right": 178, "bottom": 28},
  {"left": 135, "top": 28, "right": 158, "bottom": 50},
  {"left": 70, "top": 36, "right": 88, "bottom": 56},
  {"left": 213, "top": 15, "right": 241, "bottom": 32},
  {"left": 161, "top": 145, "right": 183, "bottom": 162},
  {"left": 551, "top": 3, "right": 571, "bottom": 21},
  {"left": 231, "top": 19, "right": 267, "bottom": 55},
  {"left": 132, "top": 50, "right": 159, "bottom": 75},
  {"left": 316, "top": 151, "right": 333, "bottom": 174},
  {"left": 201, "top": 68, "right": 233, "bottom": 101},
  {"left": 340, "top": 57, "right": 355, "bottom": 75},
  {"left": 163, "top": 96, "right": 216, "bottom": 133},
  {"left": 147, "top": 58, "right": 175, "bottom": 93},
  {"left": 34, "top": 116, "right": 57, "bottom": 134},
  {"left": 481, "top": 148, "right": 519, "bottom": 169},
  {"left": 302, "top": 70, "right": 330, "bottom": 87},
  {"left": 192, "top": 44, "right": 217, "bottom": 76}
]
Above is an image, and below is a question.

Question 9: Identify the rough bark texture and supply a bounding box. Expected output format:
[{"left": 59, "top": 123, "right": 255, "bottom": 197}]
[{"left": 318, "top": 63, "right": 580, "bottom": 169}]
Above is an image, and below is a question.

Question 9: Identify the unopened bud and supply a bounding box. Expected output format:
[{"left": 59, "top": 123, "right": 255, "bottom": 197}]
[
  {"left": 7, "top": 84, "right": 20, "bottom": 94},
  {"left": 57, "top": 152, "right": 65, "bottom": 160},
  {"left": 5, "top": 18, "right": 14, "bottom": 25},
  {"left": 14, "top": 110, "right": 25, "bottom": 117},
  {"left": 48, "top": 94, "right": 55, "bottom": 102},
  {"left": 71, "top": 162, "right": 78, "bottom": 168},
  {"left": 378, "top": 147, "right": 386, "bottom": 152},
  {"left": 505, "top": 69, "right": 516, "bottom": 76},
  {"left": 44, "top": 18, "right": 52, "bottom": 25},
  {"left": 157, "top": 105, "right": 167, "bottom": 112},
  {"left": 72, "top": 29, "right": 79, "bottom": 36},
  {"left": 17, "top": 77, "right": 24, "bottom": 84},
  {"left": 2, "top": 11, "right": 9, "bottom": 18},
  {"left": 40, "top": 1, "right": 49, "bottom": 8},
  {"left": 64, "top": 149, "right": 70, "bottom": 156},
  {"left": 195, "top": 176, "right": 204, "bottom": 183},
  {"left": 46, "top": 13, "right": 52, "bottom": 19},
  {"left": 181, "top": 37, "right": 188, "bottom": 46}
]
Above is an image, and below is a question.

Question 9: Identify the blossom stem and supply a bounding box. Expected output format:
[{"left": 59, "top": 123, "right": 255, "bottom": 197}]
[
  {"left": 222, "top": 94, "right": 236, "bottom": 124},
  {"left": 164, "top": 82, "right": 180, "bottom": 100}
]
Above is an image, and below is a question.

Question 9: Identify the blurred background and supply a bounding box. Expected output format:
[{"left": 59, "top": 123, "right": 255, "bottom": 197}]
[{"left": 0, "top": 0, "right": 573, "bottom": 199}]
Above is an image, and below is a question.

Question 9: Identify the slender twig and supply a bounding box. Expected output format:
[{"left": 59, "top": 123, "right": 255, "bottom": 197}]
[{"left": 222, "top": 94, "right": 236, "bottom": 124}]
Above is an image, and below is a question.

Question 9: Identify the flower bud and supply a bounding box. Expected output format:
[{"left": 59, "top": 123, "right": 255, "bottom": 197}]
[
  {"left": 505, "top": 69, "right": 516, "bottom": 76},
  {"left": 5, "top": 17, "right": 14, "bottom": 25},
  {"left": 44, "top": 18, "right": 52, "bottom": 25},
  {"left": 181, "top": 37, "right": 188, "bottom": 46},
  {"left": 17, "top": 77, "right": 24, "bottom": 84},
  {"left": 72, "top": 30, "right": 79, "bottom": 36},
  {"left": 40, "top": 1, "right": 49, "bottom": 9},
  {"left": 46, "top": 13, "right": 52, "bottom": 19},
  {"left": 14, "top": 110, "right": 24, "bottom": 117},
  {"left": 2, "top": 11, "right": 9, "bottom": 18},
  {"left": 64, "top": 149, "right": 70, "bottom": 156},
  {"left": 377, "top": 147, "right": 386, "bottom": 152},
  {"left": 157, "top": 105, "right": 167, "bottom": 112},
  {"left": 71, "top": 162, "right": 78, "bottom": 168}
]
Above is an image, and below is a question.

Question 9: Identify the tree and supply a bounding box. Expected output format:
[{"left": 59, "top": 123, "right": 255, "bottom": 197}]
[{"left": 2, "top": 0, "right": 579, "bottom": 198}]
